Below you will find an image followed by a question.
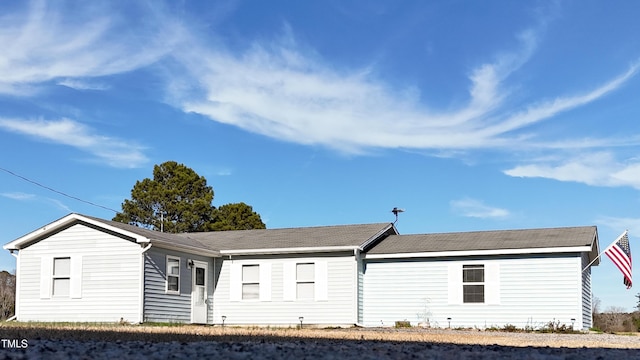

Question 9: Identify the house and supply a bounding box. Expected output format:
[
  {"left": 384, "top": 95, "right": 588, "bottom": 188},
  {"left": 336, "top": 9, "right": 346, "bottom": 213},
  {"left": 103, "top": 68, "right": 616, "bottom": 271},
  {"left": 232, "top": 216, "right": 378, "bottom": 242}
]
[
  {"left": 3, "top": 213, "right": 600, "bottom": 330},
  {"left": 361, "top": 227, "right": 600, "bottom": 330}
]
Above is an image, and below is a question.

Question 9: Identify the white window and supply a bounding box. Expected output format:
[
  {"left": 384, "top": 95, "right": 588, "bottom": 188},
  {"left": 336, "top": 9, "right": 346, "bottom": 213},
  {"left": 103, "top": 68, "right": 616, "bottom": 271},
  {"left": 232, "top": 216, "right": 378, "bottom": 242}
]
[
  {"left": 283, "top": 261, "right": 327, "bottom": 302},
  {"left": 242, "top": 264, "right": 260, "bottom": 300},
  {"left": 166, "top": 256, "right": 180, "bottom": 294},
  {"left": 296, "top": 263, "right": 315, "bottom": 300},
  {"left": 462, "top": 264, "right": 484, "bottom": 303},
  {"left": 52, "top": 257, "right": 70, "bottom": 297},
  {"left": 40, "top": 256, "right": 82, "bottom": 299}
]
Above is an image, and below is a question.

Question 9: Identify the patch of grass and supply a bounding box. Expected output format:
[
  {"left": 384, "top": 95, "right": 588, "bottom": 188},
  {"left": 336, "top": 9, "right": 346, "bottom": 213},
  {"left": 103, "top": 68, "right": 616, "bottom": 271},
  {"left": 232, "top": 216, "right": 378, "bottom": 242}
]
[
  {"left": 1, "top": 322, "right": 637, "bottom": 349},
  {"left": 142, "top": 322, "right": 186, "bottom": 327},
  {"left": 394, "top": 321, "right": 411, "bottom": 328}
]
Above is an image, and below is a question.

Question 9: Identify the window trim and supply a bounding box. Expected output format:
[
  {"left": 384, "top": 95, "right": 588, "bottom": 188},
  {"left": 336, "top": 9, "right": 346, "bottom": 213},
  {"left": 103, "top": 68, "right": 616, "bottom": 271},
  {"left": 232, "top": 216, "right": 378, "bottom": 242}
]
[
  {"left": 52, "top": 257, "right": 71, "bottom": 297},
  {"left": 295, "top": 262, "right": 315, "bottom": 301},
  {"left": 462, "top": 264, "right": 485, "bottom": 304},
  {"left": 241, "top": 264, "right": 260, "bottom": 301},
  {"left": 166, "top": 255, "right": 181, "bottom": 294}
]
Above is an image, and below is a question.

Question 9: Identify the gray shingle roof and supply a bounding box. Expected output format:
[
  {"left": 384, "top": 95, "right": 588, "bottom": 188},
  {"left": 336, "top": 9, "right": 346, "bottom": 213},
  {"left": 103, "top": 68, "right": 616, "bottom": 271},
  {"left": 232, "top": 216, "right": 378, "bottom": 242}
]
[
  {"left": 5, "top": 213, "right": 598, "bottom": 260},
  {"left": 87, "top": 216, "right": 394, "bottom": 253},
  {"left": 365, "top": 226, "right": 598, "bottom": 255},
  {"left": 183, "top": 223, "right": 395, "bottom": 251},
  {"left": 83, "top": 216, "right": 220, "bottom": 253}
]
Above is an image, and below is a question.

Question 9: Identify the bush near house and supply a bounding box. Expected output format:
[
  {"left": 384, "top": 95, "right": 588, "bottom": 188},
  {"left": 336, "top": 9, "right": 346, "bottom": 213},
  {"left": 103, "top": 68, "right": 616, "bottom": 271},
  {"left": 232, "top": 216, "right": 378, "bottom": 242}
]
[
  {"left": 593, "top": 311, "right": 640, "bottom": 333},
  {"left": 0, "top": 271, "right": 15, "bottom": 320}
]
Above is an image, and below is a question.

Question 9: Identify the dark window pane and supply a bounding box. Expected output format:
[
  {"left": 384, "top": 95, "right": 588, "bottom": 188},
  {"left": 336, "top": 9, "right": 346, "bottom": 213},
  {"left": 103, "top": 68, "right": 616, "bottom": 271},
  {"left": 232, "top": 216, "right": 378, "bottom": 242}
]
[
  {"left": 196, "top": 267, "right": 205, "bottom": 286},
  {"left": 168, "top": 276, "right": 179, "bottom": 292},
  {"left": 463, "top": 285, "right": 484, "bottom": 303},
  {"left": 463, "top": 265, "right": 484, "bottom": 282}
]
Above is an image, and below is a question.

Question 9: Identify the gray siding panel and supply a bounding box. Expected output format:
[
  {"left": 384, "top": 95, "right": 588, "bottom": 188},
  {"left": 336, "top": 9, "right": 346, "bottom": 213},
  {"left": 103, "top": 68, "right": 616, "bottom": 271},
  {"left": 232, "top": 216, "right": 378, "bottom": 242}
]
[
  {"left": 363, "top": 255, "right": 584, "bottom": 329},
  {"left": 357, "top": 258, "right": 364, "bottom": 324},
  {"left": 143, "top": 248, "right": 214, "bottom": 324},
  {"left": 581, "top": 253, "right": 593, "bottom": 329}
]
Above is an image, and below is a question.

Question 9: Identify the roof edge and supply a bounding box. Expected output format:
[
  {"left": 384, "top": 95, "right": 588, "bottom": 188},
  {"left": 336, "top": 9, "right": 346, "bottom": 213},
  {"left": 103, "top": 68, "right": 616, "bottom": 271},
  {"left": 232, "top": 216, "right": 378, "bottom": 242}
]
[
  {"left": 3, "top": 213, "right": 150, "bottom": 251},
  {"left": 220, "top": 246, "right": 358, "bottom": 256},
  {"left": 364, "top": 245, "right": 593, "bottom": 260},
  {"left": 359, "top": 222, "right": 397, "bottom": 251}
]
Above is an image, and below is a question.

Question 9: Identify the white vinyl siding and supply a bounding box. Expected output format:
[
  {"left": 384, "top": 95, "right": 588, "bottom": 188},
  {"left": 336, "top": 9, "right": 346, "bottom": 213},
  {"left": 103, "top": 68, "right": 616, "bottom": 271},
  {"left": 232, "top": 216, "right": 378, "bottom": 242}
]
[
  {"left": 363, "top": 255, "right": 582, "bottom": 329},
  {"left": 213, "top": 255, "right": 354, "bottom": 325},
  {"left": 16, "top": 223, "right": 141, "bottom": 322}
]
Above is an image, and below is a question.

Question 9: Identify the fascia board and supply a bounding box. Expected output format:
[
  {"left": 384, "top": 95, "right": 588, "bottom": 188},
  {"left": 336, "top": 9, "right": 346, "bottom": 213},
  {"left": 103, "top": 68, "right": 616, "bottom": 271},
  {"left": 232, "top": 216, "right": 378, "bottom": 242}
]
[
  {"left": 359, "top": 223, "right": 397, "bottom": 251},
  {"left": 364, "top": 246, "right": 593, "bottom": 260},
  {"left": 3, "top": 213, "right": 150, "bottom": 250},
  {"left": 220, "top": 246, "right": 358, "bottom": 256}
]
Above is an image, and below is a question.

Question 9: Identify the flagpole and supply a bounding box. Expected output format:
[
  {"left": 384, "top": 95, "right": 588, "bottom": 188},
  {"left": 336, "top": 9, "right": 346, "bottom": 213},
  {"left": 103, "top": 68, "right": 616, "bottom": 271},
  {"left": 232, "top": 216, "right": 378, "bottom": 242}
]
[{"left": 582, "top": 230, "right": 628, "bottom": 273}]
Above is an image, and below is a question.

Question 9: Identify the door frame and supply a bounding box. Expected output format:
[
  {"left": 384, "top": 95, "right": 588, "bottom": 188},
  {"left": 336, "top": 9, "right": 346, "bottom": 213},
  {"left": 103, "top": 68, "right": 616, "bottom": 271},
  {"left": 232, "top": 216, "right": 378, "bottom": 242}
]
[{"left": 190, "top": 260, "right": 208, "bottom": 324}]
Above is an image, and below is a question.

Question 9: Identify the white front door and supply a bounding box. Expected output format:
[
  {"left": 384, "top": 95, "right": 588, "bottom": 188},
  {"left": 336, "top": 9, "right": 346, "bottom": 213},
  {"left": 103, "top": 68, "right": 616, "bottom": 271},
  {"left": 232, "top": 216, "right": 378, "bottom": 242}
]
[{"left": 191, "top": 260, "right": 208, "bottom": 324}]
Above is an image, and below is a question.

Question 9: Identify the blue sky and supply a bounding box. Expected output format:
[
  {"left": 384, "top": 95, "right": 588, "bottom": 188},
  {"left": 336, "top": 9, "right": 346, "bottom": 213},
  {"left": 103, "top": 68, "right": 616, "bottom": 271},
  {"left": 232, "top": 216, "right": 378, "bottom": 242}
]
[{"left": 1, "top": 0, "right": 639, "bottom": 311}]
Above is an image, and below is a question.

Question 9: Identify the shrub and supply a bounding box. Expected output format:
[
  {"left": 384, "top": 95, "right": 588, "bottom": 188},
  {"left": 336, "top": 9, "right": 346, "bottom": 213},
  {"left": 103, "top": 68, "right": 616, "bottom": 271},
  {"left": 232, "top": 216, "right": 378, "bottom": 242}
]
[
  {"left": 593, "top": 310, "right": 639, "bottom": 333},
  {"left": 540, "top": 320, "right": 578, "bottom": 334},
  {"left": 502, "top": 324, "right": 519, "bottom": 332}
]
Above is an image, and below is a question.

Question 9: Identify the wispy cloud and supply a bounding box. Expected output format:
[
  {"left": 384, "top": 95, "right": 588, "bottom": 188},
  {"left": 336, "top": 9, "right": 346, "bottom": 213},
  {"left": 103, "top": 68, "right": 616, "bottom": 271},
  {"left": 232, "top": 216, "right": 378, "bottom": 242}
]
[
  {"left": 57, "top": 78, "right": 109, "bottom": 91},
  {"left": 1, "top": 191, "right": 73, "bottom": 213},
  {"left": 450, "top": 198, "right": 510, "bottom": 219},
  {"left": 0, "top": 1, "right": 181, "bottom": 95},
  {"left": 0, "top": 192, "right": 35, "bottom": 200},
  {"left": 170, "top": 22, "right": 637, "bottom": 154},
  {"left": 596, "top": 216, "right": 640, "bottom": 236},
  {"left": 0, "top": 118, "right": 148, "bottom": 168},
  {"left": 504, "top": 152, "right": 640, "bottom": 189},
  {"left": 47, "top": 197, "right": 72, "bottom": 213},
  {"left": 216, "top": 169, "right": 233, "bottom": 176},
  {"left": 2, "top": 2, "right": 639, "bottom": 170}
]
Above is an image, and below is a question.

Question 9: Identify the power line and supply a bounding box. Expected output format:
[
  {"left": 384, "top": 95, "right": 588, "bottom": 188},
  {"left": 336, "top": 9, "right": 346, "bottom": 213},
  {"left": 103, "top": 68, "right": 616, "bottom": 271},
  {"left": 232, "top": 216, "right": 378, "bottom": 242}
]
[{"left": 0, "top": 166, "right": 120, "bottom": 213}]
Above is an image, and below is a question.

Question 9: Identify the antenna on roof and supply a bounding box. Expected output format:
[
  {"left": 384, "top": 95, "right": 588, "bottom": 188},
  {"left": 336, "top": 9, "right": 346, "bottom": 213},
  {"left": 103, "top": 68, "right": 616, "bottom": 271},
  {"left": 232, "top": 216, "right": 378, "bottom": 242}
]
[{"left": 391, "top": 207, "right": 405, "bottom": 224}]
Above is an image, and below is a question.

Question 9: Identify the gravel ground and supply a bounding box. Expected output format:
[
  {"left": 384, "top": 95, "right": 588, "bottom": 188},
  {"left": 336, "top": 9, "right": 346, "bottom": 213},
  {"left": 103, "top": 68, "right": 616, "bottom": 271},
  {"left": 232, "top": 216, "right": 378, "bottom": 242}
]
[{"left": 0, "top": 330, "right": 639, "bottom": 359}]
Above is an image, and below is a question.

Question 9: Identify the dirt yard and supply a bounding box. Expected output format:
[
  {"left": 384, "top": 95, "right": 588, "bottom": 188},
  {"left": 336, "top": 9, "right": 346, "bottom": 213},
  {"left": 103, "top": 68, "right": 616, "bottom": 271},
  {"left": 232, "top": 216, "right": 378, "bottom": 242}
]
[{"left": 1, "top": 323, "right": 639, "bottom": 349}]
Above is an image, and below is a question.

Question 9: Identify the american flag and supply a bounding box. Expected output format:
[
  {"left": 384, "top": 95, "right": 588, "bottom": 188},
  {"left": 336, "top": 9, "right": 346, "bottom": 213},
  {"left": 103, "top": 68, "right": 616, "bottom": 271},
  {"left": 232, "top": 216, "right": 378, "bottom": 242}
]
[{"left": 605, "top": 231, "right": 632, "bottom": 289}]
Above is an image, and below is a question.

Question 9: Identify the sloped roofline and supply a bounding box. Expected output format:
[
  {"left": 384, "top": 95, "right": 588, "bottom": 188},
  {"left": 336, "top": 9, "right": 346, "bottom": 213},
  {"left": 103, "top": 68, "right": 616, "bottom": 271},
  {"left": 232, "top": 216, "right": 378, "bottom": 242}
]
[
  {"left": 217, "top": 223, "right": 398, "bottom": 255},
  {"left": 4, "top": 214, "right": 393, "bottom": 256},
  {"left": 3, "top": 213, "right": 150, "bottom": 251},
  {"left": 364, "top": 225, "right": 600, "bottom": 264}
]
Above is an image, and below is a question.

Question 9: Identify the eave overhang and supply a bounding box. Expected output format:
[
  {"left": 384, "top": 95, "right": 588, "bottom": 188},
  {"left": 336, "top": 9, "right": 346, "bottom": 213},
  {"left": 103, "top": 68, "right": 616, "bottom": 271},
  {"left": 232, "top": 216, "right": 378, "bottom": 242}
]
[
  {"left": 3, "top": 213, "right": 150, "bottom": 251},
  {"left": 220, "top": 245, "right": 359, "bottom": 256},
  {"left": 364, "top": 245, "right": 593, "bottom": 260}
]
